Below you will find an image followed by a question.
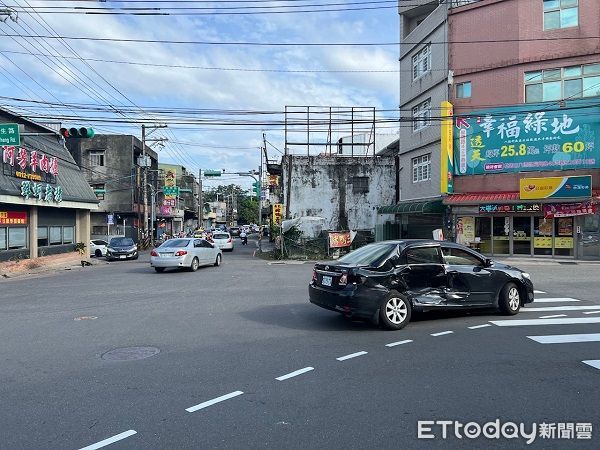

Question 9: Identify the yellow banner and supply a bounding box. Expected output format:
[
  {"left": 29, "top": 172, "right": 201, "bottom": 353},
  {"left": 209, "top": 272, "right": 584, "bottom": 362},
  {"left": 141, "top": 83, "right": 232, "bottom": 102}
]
[
  {"left": 554, "top": 237, "right": 573, "bottom": 249},
  {"left": 272, "top": 203, "right": 284, "bottom": 225},
  {"left": 534, "top": 237, "right": 552, "bottom": 248},
  {"left": 440, "top": 101, "right": 454, "bottom": 194}
]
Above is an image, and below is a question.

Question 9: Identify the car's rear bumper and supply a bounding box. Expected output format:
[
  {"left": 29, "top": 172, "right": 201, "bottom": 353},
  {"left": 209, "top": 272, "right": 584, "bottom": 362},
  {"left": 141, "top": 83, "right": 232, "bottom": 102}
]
[
  {"left": 308, "top": 283, "right": 386, "bottom": 320},
  {"left": 150, "top": 255, "right": 190, "bottom": 268}
]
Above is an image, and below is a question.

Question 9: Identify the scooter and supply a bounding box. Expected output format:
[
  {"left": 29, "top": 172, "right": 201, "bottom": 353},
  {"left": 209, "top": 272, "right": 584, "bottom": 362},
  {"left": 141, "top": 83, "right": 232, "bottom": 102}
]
[{"left": 241, "top": 235, "right": 248, "bottom": 245}]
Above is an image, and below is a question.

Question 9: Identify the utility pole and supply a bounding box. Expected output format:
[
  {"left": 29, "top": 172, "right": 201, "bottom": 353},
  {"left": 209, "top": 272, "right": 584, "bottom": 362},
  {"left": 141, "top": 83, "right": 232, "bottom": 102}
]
[
  {"left": 141, "top": 124, "right": 168, "bottom": 239},
  {"left": 198, "top": 168, "right": 203, "bottom": 229},
  {"left": 260, "top": 133, "right": 268, "bottom": 253}
]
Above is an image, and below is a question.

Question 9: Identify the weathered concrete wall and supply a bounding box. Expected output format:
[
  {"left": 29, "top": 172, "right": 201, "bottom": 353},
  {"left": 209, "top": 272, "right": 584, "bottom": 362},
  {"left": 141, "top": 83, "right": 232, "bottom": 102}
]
[{"left": 282, "top": 156, "right": 396, "bottom": 231}]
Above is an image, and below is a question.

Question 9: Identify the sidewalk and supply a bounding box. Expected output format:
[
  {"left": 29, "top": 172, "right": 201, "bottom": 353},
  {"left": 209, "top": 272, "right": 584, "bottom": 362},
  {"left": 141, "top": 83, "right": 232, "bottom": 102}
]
[
  {"left": 0, "top": 252, "right": 103, "bottom": 279},
  {"left": 496, "top": 256, "right": 600, "bottom": 266}
]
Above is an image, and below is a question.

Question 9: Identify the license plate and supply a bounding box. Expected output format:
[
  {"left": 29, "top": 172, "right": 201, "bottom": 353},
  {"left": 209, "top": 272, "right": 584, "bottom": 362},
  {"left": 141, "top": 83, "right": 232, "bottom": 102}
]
[
  {"left": 160, "top": 253, "right": 173, "bottom": 257},
  {"left": 119, "top": 255, "right": 126, "bottom": 259},
  {"left": 322, "top": 275, "right": 332, "bottom": 286}
]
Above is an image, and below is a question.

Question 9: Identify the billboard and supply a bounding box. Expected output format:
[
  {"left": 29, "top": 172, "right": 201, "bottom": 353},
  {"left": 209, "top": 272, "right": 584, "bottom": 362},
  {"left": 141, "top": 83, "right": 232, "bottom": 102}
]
[
  {"left": 453, "top": 99, "right": 600, "bottom": 175},
  {"left": 519, "top": 175, "right": 592, "bottom": 199}
]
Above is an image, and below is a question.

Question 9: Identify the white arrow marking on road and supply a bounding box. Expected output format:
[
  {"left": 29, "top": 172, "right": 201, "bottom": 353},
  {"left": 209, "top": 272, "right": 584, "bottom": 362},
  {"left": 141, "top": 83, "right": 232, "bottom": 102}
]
[
  {"left": 431, "top": 331, "right": 454, "bottom": 337},
  {"left": 582, "top": 360, "right": 600, "bottom": 370},
  {"left": 276, "top": 367, "right": 314, "bottom": 381},
  {"left": 522, "top": 305, "right": 600, "bottom": 312},
  {"left": 533, "top": 297, "right": 580, "bottom": 303},
  {"left": 336, "top": 351, "right": 368, "bottom": 361},
  {"left": 539, "top": 314, "right": 567, "bottom": 319},
  {"left": 527, "top": 334, "right": 600, "bottom": 344},
  {"left": 491, "top": 317, "right": 600, "bottom": 327},
  {"left": 186, "top": 391, "right": 244, "bottom": 413},
  {"left": 79, "top": 430, "right": 137, "bottom": 450},
  {"left": 583, "top": 310, "right": 600, "bottom": 315},
  {"left": 385, "top": 339, "right": 413, "bottom": 347},
  {"left": 534, "top": 290, "right": 546, "bottom": 294},
  {"left": 468, "top": 324, "right": 491, "bottom": 329}
]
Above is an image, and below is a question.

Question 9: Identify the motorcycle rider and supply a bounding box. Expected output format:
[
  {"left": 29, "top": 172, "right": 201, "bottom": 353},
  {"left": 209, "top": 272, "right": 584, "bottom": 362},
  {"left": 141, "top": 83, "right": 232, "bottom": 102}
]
[{"left": 240, "top": 229, "right": 248, "bottom": 245}]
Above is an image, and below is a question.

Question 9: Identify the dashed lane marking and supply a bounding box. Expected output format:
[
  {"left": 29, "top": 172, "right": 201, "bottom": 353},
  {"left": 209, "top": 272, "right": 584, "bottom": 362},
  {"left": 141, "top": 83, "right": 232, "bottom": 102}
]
[
  {"left": 532, "top": 297, "right": 579, "bottom": 303},
  {"left": 539, "top": 314, "right": 568, "bottom": 319},
  {"left": 431, "top": 331, "right": 454, "bottom": 337},
  {"left": 468, "top": 324, "right": 491, "bottom": 329},
  {"left": 186, "top": 391, "right": 244, "bottom": 413},
  {"left": 534, "top": 290, "right": 546, "bottom": 294},
  {"left": 385, "top": 339, "right": 413, "bottom": 347},
  {"left": 583, "top": 310, "right": 600, "bottom": 315},
  {"left": 78, "top": 430, "right": 137, "bottom": 450},
  {"left": 336, "top": 351, "right": 368, "bottom": 361},
  {"left": 527, "top": 333, "right": 600, "bottom": 344},
  {"left": 275, "top": 367, "right": 314, "bottom": 381}
]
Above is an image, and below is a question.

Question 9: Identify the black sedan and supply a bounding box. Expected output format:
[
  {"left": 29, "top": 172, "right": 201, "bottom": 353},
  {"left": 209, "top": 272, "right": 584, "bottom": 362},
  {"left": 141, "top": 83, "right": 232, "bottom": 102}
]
[{"left": 309, "top": 240, "right": 534, "bottom": 330}]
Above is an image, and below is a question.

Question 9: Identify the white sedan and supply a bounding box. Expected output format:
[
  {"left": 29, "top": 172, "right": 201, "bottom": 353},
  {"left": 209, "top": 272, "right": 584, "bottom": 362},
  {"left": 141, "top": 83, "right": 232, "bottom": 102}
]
[
  {"left": 212, "top": 231, "right": 234, "bottom": 252},
  {"left": 90, "top": 239, "right": 108, "bottom": 257},
  {"left": 150, "top": 238, "right": 222, "bottom": 273}
]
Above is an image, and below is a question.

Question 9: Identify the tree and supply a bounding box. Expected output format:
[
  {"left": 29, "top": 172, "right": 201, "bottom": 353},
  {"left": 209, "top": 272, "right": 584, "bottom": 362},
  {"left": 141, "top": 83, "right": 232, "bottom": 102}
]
[{"left": 204, "top": 184, "right": 258, "bottom": 225}]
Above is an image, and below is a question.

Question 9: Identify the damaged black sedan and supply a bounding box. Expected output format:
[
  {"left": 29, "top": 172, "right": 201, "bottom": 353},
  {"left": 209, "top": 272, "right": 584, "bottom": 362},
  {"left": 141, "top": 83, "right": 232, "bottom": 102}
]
[{"left": 309, "top": 240, "right": 534, "bottom": 330}]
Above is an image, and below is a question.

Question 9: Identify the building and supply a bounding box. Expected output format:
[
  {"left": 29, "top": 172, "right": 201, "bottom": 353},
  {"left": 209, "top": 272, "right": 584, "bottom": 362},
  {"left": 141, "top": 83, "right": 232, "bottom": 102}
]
[
  {"left": 0, "top": 109, "right": 98, "bottom": 261},
  {"left": 156, "top": 163, "right": 199, "bottom": 236},
  {"left": 66, "top": 134, "right": 159, "bottom": 240},
  {"left": 444, "top": 0, "right": 600, "bottom": 259}
]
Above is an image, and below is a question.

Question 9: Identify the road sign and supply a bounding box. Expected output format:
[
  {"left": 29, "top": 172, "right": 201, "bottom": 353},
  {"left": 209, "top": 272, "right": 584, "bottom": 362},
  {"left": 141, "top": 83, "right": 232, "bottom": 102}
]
[
  {"left": 0, "top": 123, "right": 20, "bottom": 146},
  {"left": 163, "top": 186, "right": 180, "bottom": 196},
  {"left": 107, "top": 214, "right": 114, "bottom": 225},
  {"left": 204, "top": 170, "right": 222, "bottom": 177}
]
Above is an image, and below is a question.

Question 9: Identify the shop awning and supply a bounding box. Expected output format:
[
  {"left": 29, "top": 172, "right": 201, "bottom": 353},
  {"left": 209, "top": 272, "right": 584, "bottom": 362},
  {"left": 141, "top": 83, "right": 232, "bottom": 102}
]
[
  {"left": 378, "top": 199, "right": 445, "bottom": 214},
  {"left": 443, "top": 192, "right": 520, "bottom": 205}
]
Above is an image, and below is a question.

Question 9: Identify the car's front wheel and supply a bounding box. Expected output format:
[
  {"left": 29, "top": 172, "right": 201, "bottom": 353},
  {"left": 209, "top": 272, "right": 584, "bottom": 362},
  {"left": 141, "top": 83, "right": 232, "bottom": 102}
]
[
  {"left": 190, "top": 257, "right": 199, "bottom": 272},
  {"left": 214, "top": 254, "right": 221, "bottom": 267},
  {"left": 379, "top": 292, "right": 412, "bottom": 330},
  {"left": 499, "top": 282, "right": 521, "bottom": 315},
  {"left": 94, "top": 249, "right": 102, "bottom": 257}
]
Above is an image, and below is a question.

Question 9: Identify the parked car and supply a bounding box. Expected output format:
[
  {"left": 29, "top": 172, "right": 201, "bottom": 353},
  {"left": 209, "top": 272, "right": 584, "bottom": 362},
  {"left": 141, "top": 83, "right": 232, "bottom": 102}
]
[
  {"left": 212, "top": 232, "right": 234, "bottom": 252},
  {"left": 89, "top": 239, "right": 108, "bottom": 257},
  {"left": 150, "top": 238, "right": 222, "bottom": 272},
  {"left": 309, "top": 240, "right": 534, "bottom": 330},
  {"left": 106, "top": 237, "right": 138, "bottom": 261},
  {"left": 230, "top": 227, "right": 241, "bottom": 237}
]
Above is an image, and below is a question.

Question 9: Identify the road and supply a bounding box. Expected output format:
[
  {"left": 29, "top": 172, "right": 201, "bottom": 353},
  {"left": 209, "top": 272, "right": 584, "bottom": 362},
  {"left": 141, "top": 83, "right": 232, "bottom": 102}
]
[{"left": 1, "top": 239, "right": 599, "bottom": 449}]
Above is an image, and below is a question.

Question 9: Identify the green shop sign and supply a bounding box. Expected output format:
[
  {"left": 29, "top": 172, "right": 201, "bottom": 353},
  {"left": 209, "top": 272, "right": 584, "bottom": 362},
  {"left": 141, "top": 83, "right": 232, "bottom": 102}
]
[{"left": 454, "top": 99, "right": 600, "bottom": 175}]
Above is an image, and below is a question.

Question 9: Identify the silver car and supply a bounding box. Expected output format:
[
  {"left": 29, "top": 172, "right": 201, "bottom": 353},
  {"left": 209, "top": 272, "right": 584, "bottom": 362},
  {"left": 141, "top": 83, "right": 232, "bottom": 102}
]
[
  {"left": 150, "top": 238, "right": 222, "bottom": 273},
  {"left": 212, "top": 232, "right": 234, "bottom": 252}
]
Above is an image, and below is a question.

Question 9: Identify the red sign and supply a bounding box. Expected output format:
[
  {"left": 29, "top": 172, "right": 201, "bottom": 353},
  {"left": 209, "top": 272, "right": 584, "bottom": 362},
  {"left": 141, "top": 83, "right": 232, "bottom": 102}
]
[
  {"left": 160, "top": 205, "right": 171, "bottom": 215},
  {"left": 328, "top": 231, "right": 352, "bottom": 248},
  {"left": 2, "top": 145, "right": 58, "bottom": 176},
  {"left": 0, "top": 211, "right": 28, "bottom": 225},
  {"left": 544, "top": 201, "right": 597, "bottom": 218}
]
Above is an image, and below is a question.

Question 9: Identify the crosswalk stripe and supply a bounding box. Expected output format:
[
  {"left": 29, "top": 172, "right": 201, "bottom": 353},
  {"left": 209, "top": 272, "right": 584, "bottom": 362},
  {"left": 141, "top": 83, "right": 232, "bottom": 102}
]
[
  {"left": 527, "top": 333, "right": 600, "bottom": 344},
  {"left": 491, "top": 317, "right": 600, "bottom": 327},
  {"left": 539, "top": 314, "right": 567, "bottom": 319},
  {"left": 533, "top": 297, "right": 580, "bottom": 303},
  {"left": 534, "top": 290, "right": 546, "bottom": 294},
  {"left": 582, "top": 360, "right": 600, "bottom": 370},
  {"left": 522, "top": 305, "right": 600, "bottom": 312}
]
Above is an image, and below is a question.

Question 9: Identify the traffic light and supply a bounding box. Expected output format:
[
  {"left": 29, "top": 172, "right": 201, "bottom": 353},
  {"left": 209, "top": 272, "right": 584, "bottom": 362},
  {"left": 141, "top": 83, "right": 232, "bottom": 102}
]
[
  {"left": 252, "top": 182, "right": 260, "bottom": 199},
  {"left": 60, "top": 127, "right": 95, "bottom": 138}
]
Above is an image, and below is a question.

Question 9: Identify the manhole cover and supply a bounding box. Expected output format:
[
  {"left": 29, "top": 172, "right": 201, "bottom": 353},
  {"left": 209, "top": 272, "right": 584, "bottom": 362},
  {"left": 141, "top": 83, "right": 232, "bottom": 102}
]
[{"left": 101, "top": 346, "right": 160, "bottom": 361}]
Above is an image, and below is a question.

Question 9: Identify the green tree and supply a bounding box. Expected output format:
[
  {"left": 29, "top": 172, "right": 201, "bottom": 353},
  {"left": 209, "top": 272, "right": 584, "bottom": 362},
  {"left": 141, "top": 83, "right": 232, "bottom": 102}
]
[{"left": 204, "top": 184, "right": 258, "bottom": 225}]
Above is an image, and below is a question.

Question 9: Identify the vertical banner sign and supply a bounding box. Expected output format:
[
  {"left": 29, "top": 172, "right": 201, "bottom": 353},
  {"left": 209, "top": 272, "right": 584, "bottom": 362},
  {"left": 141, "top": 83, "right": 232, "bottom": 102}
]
[
  {"left": 272, "top": 203, "right": 284, "bottom": 225},
  {"left": 440, "top": 101, "right": 454, "bottom": 194},
  {"left": 164, "top": 168, "right": 177, "bottom": 200}
]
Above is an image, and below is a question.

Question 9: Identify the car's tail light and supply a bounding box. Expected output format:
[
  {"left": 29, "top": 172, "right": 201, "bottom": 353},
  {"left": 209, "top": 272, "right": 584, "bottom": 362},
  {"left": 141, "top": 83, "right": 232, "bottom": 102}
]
[
  {"left": 227, "top": 238, "right": 232, "bottom": 243},
  {"left": 312, "top": 270, "right": 317, "bottom": 283},
  {"left": 175, "top": 250, "right": 188, "bottom": 256},
  {"left": 338, "top": 273, "right": 348, "bottom": 286},
  {"left": 150, "top": 250, "right": 158, "bottom": 257}
]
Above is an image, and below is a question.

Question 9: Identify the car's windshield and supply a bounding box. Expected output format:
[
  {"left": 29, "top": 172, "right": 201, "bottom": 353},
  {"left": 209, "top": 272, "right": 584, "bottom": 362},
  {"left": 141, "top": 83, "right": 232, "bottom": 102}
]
[
  {"left": 337, "top": 243, "right": 397, "bottom": 267},
  {"left": 160, "top": 239, "right": 189, "bottom": 248},
  {"left": 109, "top": 237, "right": 134, "bottom": 247},
  {"left": 213, "top": 233, "right": 229, "bottom": 239}
]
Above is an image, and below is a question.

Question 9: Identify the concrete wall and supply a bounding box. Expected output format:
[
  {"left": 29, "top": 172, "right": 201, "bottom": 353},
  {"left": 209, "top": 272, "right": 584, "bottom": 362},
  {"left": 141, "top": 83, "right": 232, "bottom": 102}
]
[{"left": 283, "top": 156, "right": 396, "bottom": 231}]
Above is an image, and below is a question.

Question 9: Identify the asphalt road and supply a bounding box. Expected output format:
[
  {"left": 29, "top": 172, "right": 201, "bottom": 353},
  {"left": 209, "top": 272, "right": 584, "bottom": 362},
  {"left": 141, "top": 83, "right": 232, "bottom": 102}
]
[{"left": 1, "top": 239, "right": 599, "bottom": 449}]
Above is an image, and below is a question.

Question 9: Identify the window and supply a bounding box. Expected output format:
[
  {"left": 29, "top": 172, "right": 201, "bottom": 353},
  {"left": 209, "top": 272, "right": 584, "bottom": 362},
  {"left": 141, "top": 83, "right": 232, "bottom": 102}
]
[
  {"left": 91, "top": 183, "right": 105, "bottom": 200},
  {"left": 412, "top": 45, "right": 431, "bottom": 80},
  {"left": 38, "top": 226, "right": 48, "bottom": 247},
  {"left": 543, "top": 0, "right": 578, "bottom": 30},
  {"left": 352, "top": 176, "right": 369, "bottom": 194},
  {"left": 89, "top": 151, "right": 105, "bottom": 167},
  {"left": 49, "top": 226, "right": 62, "bottom": 245},
  {"left": 456, "top": 81, "right": 472, "bottom": 98},
  {"left": 8, "top": 227, "right": 27, "bottom": 249},
  {"left": 0, "top": 227, "right": 6, "bottom": 250},
  {"left": 412, "top": 154, "right": 431, "bottom": 183},
  {"left": 63, "top": 227, "right": 74, "bottom": 244},
  {"left": 441, "top": 247, "right": 483, "bottom": 266},
  {"left": 525, "top": 63, "right": 600, "bottom": 102},
  {"left": 412, "top": 98, "right": 431, "bottom": 131},
  {"left": 404, "top": 246, "right": 441, "bottom": 264}
]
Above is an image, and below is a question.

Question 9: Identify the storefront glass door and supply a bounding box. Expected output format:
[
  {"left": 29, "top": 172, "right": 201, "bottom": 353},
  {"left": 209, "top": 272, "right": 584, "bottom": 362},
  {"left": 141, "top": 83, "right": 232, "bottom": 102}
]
[
  {"left": 533, "top": 217, "right": 553, "bottom": 256},
  {"left": 492, "top": 216, "right": 510, "bottom": 255},
  {"left": 579, "top": 215, "right": 600, "bottom": 259},
  {"left": 475, "top": 217, "right": 491, "bottom": 254},
  {"left": 513, "top": 216, "right": 532, "bottom": 255},
  {"left": 554, "top": 217, "right": 574, "bottom": 257}
]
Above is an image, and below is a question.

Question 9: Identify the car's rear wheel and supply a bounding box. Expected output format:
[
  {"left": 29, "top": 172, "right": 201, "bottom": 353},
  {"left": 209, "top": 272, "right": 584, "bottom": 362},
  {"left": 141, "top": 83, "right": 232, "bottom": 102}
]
[
  {"left": 214, "top": 254, "right": 222, "bottom": 267},
  {"left": 499, "top": 282, "right": 521, "bottom": 315},
  {"left": 190, "top": 257, "right": 199, "bottom": 272},
  {"left": 94, "top": 249, "right": 102, "bottom": 257},
  {"left": 379, "top": 292, "right": 411, "bottom": 330},
  {"left": 154, "top": 267, "right": 165, "bottom": 273}
]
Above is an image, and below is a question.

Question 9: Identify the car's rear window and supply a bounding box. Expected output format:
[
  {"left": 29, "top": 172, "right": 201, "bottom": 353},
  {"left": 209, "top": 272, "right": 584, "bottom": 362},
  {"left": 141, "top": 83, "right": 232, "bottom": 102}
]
[
  {"left": 213, "top": 233, "right": 229, "bottom": 239},
  {"left": 92, "top": 240, "right": 107, "bottom": 245},
  {"left": 337, "top": 243, "right": 397, "bottom": 267},
  {"left": 160, "top": 239, "right": 190, "bottom": 248}
]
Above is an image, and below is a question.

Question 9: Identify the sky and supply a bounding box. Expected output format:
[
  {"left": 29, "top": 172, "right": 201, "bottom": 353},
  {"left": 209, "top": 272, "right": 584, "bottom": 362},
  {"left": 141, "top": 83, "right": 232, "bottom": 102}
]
[{"left": 0, "top": 0, "right": 399, "bottom": 190}]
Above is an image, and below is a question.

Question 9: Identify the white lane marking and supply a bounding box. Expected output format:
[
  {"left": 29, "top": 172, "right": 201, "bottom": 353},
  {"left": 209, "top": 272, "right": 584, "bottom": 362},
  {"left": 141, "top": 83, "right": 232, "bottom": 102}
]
[
  {"left": 491, "top": 317, "right": 600, "bottom": 327},
  {"left": 583, "top": 310, "right": 600, "bottom": 315},
  {"left": 185, "top": 391, "right": 244, "bottom": 413},
  {"left": 468, "top": 324, "right": 491, "bottom": 329},
  {"left": 527, "top": 333, "right": 600, "bottom": 344},
  {"left": 79, "top": 430, "right": 137, "bottom": 450},
  {"left": 336, "top": 351, "right": 368, "bottom": 361},
  {"left": 431, "top": 331, "right": 453, "bottom": 337},
  {"left": 582, "top": 360, "right": 600, "bottom": 370},
  {"left": 534, "top": 290, "right": 546, "bottom": 294},
  {"left": 533, "top": 297, "right": 579, "bottom": 303},
  {"left": 275, "top": 367, "right": 314, "bottom": 381},
  {"left": 385, "top": 339, "right": 413, "bottom": 347},
  {"left": 522, "top": 305, "right": 600, "bottom": 312},
  {"left": 539, "top": 314, "right": 567, "bottom": 319}
]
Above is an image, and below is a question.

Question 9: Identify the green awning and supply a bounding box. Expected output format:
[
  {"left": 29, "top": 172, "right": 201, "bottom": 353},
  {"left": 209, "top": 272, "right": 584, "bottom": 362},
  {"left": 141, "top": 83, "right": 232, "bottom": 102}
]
[{"left": 378, "top": 199, "right": 445, "bottom": 215}]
